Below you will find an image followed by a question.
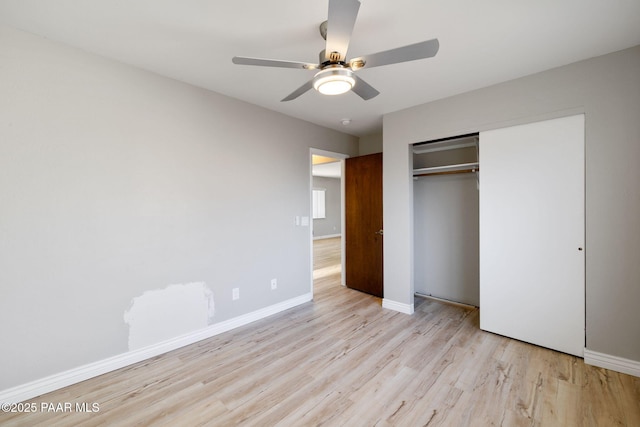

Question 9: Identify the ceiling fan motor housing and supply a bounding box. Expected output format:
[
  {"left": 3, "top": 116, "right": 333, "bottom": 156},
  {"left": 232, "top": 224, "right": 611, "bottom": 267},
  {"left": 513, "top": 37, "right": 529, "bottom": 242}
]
[{"left": 318, "top": 49, "right": 346, "bottom": 67}]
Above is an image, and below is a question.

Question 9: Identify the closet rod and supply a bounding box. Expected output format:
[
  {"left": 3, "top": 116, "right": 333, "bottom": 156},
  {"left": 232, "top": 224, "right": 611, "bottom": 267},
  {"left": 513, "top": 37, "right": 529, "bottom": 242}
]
[
  {"left": 413, "top": 161, "right": 479, "bottom": 176},
  {"left": 414, "top": 168, "right": 479, "bottom": 178}
]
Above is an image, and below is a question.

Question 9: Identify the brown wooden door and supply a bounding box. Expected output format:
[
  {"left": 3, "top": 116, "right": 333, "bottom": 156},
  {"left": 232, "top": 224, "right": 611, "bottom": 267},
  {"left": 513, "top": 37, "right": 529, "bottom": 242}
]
[{"left": 345, "top": 153, "right": 383, "bottom": 297}]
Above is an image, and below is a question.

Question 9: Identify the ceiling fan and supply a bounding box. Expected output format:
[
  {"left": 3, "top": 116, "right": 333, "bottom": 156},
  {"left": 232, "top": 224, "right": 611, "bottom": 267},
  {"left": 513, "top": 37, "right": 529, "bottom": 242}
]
[{"left": 232, "top": 0, "right": 439, "bottom": 102}]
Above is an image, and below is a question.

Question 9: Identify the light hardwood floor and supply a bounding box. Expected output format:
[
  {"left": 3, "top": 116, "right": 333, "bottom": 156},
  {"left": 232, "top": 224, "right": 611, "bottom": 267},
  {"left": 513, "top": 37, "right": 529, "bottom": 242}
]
[{"left": 2, "top": 237, "right": 639, "bottom": 426}]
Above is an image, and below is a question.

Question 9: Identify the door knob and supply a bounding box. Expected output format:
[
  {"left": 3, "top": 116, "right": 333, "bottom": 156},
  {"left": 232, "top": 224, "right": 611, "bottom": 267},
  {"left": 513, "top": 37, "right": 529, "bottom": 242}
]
[{"left": 375, "top": 229, "right": 384, "bottom": 235}]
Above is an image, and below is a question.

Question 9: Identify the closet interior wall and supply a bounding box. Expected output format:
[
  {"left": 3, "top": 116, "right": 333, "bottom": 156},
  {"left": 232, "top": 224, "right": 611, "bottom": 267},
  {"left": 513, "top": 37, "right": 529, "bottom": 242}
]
[{"left": 413, "top": 136, "right": 480, "bottom": 306}]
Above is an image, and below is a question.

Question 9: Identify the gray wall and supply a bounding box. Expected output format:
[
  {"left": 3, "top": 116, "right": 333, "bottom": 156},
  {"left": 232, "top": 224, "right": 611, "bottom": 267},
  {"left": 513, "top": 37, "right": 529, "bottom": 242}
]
[
  {"left": 359, "top": 132, "right": 383, "bottom": 155},
  {"left": 414, "top": 174, "right": 479, "bottom": 306},
  {"left": 383, "top": 45, "right": 640, "bottom": 363},
  {"left": 312, "top": 176, "right": 341, "bottom": 238},
  {"left": 0, "top": 25, "right": 358, "bottom": 391}
]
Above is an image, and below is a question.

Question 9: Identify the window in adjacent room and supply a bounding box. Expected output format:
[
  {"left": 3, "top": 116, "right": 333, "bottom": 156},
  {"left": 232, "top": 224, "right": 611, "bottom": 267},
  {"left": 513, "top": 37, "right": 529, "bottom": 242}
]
[{"left": 312, "top": 188, "right": 326, "bottom": 219}]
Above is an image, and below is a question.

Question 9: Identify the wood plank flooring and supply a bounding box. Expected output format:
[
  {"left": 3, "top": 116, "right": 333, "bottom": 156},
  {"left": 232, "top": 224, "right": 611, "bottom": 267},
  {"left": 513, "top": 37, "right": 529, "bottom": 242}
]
[{"left": 2, "top": 237, "right": 639, "bottom": 426}]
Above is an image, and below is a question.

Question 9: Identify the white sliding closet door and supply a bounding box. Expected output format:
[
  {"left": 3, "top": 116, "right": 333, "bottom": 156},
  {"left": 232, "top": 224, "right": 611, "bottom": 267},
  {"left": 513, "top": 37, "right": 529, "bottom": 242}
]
[{"left": 479, "top": 114, "right": 584, "bottom": 357}]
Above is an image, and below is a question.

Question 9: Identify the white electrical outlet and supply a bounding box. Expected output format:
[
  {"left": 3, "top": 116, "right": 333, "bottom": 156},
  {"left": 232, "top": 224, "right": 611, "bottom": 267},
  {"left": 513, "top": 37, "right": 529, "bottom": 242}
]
[
  {"left": 232, "top": 288, "right": 239, "bottom": 300},
  {"left": 271, "top": 278, "right": 277, "bottom": 290}
]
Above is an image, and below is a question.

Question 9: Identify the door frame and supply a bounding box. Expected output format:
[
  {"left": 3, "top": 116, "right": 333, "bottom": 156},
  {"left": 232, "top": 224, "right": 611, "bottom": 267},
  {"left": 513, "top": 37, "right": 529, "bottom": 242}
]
[{"left": 309, "top": 148, "right": 350, "bottom": 295}]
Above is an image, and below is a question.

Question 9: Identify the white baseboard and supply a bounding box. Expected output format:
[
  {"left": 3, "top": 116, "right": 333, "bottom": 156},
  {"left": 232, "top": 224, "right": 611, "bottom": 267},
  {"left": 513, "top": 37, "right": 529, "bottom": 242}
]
[
  {"left": 584, "top": 349, "right": 640, "bottom": 378},
  {"left": 0, "top": 293, "right": 313, "bottom": 404},
  {"left": 382, "top": 298, "right": 414, "bottom": 315},
  {"left": 313, "top": 234, "right": 341, "bottom": 240}
]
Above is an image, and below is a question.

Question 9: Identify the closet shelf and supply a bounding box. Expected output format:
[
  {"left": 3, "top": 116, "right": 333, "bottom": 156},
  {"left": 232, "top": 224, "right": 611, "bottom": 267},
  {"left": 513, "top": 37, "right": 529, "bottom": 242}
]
[{"left": 413, "top": 162, "right": 479, "bottom": 177}]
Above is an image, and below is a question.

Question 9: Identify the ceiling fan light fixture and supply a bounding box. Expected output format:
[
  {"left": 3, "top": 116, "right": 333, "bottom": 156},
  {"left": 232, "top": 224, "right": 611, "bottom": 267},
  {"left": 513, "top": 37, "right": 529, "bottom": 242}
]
[{"left": 313, "top": 67, "right": 355, "bottom": 96}]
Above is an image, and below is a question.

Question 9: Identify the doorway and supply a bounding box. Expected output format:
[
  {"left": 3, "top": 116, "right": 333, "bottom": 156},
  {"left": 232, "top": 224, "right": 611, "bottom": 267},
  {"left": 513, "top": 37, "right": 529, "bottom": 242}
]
[{"left": 310, "top": 149, "right": 348, "bottom": 295}]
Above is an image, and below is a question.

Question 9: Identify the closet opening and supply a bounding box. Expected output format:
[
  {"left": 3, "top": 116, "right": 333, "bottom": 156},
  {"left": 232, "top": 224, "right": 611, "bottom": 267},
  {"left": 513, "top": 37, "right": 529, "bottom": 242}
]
[{"left": 412, "top": 133, "right": 480, "bottom": 307}]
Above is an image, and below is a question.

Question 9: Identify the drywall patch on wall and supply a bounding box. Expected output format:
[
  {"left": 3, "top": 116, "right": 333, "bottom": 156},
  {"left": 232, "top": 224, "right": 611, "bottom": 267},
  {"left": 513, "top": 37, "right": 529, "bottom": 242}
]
[{"left": 124, "top": 282, "right": 214, "bottom": 351}]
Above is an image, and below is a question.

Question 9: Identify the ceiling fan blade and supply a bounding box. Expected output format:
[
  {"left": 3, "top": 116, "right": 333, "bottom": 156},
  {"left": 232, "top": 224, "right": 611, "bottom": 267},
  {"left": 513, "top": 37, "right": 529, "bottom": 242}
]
[
  {"left": 232, "top": 56, "right": 318, "bottom": 70},
  {"left": 352, "top": 75, "right": 380, "bottom": 100},
  {"left": 350, "top": 38, "right": 439, "bottom": 70},
  {"left": 281, "top": 79, "right": 315, "bottom": 102},
  {"left": 325, "top": 0, "right": 361, "bottom": 62}
]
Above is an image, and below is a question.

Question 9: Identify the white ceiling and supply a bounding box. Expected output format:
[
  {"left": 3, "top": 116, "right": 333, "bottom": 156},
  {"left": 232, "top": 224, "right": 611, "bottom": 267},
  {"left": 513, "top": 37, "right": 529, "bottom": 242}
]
[{"left": 1, "top": 1, "right": 639, "bottom": 137}]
